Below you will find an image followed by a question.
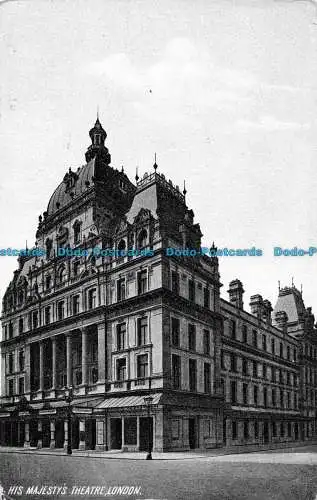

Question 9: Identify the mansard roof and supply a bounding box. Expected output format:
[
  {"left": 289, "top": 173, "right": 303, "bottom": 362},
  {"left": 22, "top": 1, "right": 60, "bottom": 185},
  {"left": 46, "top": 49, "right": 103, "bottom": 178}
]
[{"left": 273, "top": 286, "right": 306, "bottom": 325}]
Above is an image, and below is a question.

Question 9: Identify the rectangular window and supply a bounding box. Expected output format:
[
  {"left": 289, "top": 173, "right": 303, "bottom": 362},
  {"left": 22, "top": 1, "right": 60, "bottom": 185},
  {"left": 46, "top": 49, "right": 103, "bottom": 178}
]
[
  {"left": 221, "top": 351, "right": 225, "bottom": 370},
  {"left": 188, "top": 324, "right": 196, "bottom": 351},
  {"left": 137, "top": 270, "right": 148, "bottom": 295},
  {"left": 189, "top": 359, "right": 197, "bottom": 392},
  {"left": 73, "top": 295, "right": 80, "bottom": 315},
  {"left": 8, "top": 353, "right": 14, "bottom": 374},
  {"left": 88, "top": 288, "right": 96, "bottom": 309},
  {"left": 8, "top": 323, "right": 13, "bottom": 338},
  {"left": 116, "top": 323, "right": 126, "bottom": 351},
  {"left": 137, "top": 354, "right": 148, "bottom": 379},
  {"left": 271, "top": 338, "right": 275, "bottom": 354},
  {"left": 19, "top": 350, "right": 25, "bottom": 371},
  {"left": 287, "top": 346, "right": 290, "bottom": 360},
  {"left": 188, "top": 279, "right": 195, "bottom": 302},
  {"left": 232, "top": 421, "right": 237, "bottom": 440},
  {"left": 18, "top": 318, "right": 24, "bottom": 334},
  {"left": 203, "top": 329, "right": 210, "bottom": 355},
  {"left": 263, "top": 364, "right": 267, "bottom": 379},
  {"left": 203, "top": 287, "right": 210, "bottom": 308},
  {"left": 280, "top": 390, "right": 284, "bottom": 408},
  {"left": 229, "top": 320, "right": 236, "bottom": 340},
  {"left": 19, "top": 377, "right": 24, "bottom": 395},
  {"left": 231, "top": 354, "right": 237, "bottom": 372},
  {"left": 116, "top": 358, "right": 126, "bottom": 381},
  {"left": 45, "top": 306, "right": 51, "bottom": 325},
  {"left": 204, "top": 363, "right": 211, "bottom": 393},
  {"left": 243, "top": 383, "right": 248, "bottom": 405},
  {"left": 252, "top": 330, "right": 257, "bottom": 348},
  {"left": 171, "top": 271, "right": 179, "bottom": 294},
  {"left": 171, "top": 318, "right": 180, "bottom": 347},
  {"left": 262, "top": 335, "right": 267, "bottom": 351},
  {"left": 254, "top": 385, "right": 258, "bottom": 405},
  {"left": 8, "top": 379, "right": 14, "bottom": 397},
  {"left": 73, "top": 260, "right": 80, "bottom": 277},
  {"left": 242, "top": 325, "right": 248, "bottom": 343},
  {"left": 280, "top": 342, "right": 283, "bottom": 358},
  {"left": 57, "top": 301, "right": 65, "bottom": 320},
  {"left": 137, "top": 317, "right": 148, "bottom": 346},
  {"left": 253, "top": 361, "right": 257, "bottom": 378},
  {"left": 231, "top": 380, "right": 237, "bottom": 403},
  {"left": 242, "top": 358, "right": 248, "bottom": 376},
  {"left": 272, "top": 367, "right": 276, "bottom": 383},
  {"left": 32, "top": 311, "right": 38, "bottom": 329},
  {"left": 280, "top": 422, "right": 284, "bottom": 437},
  {"left": 272, "top": 389, "right": 276, "bottom": 407},
  {"left": 117, "top": 278, "right": 126, "bottom": 302},
  {"left": 263, "top": 387, "right": 267, "bottom": 407},
  {"left": 172, "top": 354, "right": 181, "bottom": 389},
  {"left": 204, "top": 419, "right": 212, "bottom": 438}
]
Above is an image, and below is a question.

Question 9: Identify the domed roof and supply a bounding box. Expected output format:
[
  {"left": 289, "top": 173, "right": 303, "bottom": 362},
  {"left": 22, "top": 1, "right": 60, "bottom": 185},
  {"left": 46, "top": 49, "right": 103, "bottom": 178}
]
[{"left": 47, "top": 158, "right": 96, "bottom": 216}]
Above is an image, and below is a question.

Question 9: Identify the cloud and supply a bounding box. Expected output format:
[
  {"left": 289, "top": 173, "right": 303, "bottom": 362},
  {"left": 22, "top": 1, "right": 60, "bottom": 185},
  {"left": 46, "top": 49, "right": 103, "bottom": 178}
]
[{"left": 236, "top": 115, "right": 310, "bottom": 131}]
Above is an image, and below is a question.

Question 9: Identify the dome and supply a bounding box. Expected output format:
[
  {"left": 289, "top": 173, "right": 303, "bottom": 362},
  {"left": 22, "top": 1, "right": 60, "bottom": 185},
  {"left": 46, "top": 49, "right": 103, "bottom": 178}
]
[{"left": 47, "top": 158, "right": 96, "bottom": 216}]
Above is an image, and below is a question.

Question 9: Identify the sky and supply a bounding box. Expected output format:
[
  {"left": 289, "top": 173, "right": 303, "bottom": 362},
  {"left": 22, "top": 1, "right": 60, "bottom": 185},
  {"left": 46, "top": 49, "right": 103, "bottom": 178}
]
[{"left": 0, "top": 0, "right": 317, "bottom": 316}]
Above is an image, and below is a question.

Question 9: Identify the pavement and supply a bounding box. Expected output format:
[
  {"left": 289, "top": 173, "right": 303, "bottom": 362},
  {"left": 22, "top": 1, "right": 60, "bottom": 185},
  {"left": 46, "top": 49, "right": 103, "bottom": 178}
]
[{"left": 1, "top": 442, "right": 317, "bottom": 463}]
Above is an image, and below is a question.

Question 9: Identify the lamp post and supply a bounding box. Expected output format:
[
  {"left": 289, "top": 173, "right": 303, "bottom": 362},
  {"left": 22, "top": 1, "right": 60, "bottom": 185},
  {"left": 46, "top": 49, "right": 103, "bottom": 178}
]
[
  {"left": 64, "top": 386, "right": 73, "bottom": 455},
  {"left": 144, "top": 395, "right": 153, "bottom": 460}
]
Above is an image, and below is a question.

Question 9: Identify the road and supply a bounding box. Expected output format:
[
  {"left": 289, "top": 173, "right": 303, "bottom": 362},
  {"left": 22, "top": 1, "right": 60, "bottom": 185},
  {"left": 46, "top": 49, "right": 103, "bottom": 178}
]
[{"left": 1, "top": 447, "right": 317, "bottom": 500}]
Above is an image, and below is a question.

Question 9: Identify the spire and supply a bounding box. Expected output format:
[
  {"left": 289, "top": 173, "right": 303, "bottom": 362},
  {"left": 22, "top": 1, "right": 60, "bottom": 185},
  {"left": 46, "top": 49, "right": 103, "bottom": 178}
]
[
  {"left": 85, "top": 116, "right": 111, "bottom": 165},
  {"left": 183, "top": 180, "right": 187, "bottom": 197},
  {"left": 135, "top": 167, "right": 139, "bottom": 182},
  {"left": 153, "top": 153, "right": 158, "bottom": 172}
]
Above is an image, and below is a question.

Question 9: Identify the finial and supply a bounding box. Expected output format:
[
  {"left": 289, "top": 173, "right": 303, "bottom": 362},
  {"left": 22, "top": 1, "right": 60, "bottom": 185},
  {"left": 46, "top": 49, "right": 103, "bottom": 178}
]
[
  {"left": 135, "top": 167, "right": 139, "bottom": 182},
  {"left": 25, "top": 240, "right": 28, "bottom": 251},
  {"left": 121, "top": 165, "right": 124, "bottom": 173},
  {"left": 97, "top": 105, "right": 99, "bottom": 121},
  {"left": 153, "top": 152, "right": 158, "bottom": 172},
  {"left": 301, "top": 284, "right": 303, "bottom": 295},
  {"left": 292, "top": 276, "right": 294, "bottom": 287},
  {"left": 183, "top": 180, "right": 187, "bottom": 196},
  {"left": 278, "top": 280, "right": 280, "bottom": 291}
]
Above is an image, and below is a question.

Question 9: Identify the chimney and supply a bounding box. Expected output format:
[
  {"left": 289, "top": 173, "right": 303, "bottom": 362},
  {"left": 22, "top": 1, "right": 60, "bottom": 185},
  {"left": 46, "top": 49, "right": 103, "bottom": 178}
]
[
  {"left": 275, "top": 310, "right": 288, "bottom": 334},
  {"left": 263, "top": 299, "right": 273, "bottom": 325},
  {"left": 250, "top": 294, "right": 264, "bottom": 318},
  {"left": 228, "top": 279, "right": 244, "bottom": 310}
]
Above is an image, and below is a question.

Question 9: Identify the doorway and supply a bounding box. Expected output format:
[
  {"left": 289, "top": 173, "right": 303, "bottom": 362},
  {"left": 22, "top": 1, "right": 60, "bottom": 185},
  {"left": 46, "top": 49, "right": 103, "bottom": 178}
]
[
  {"left": 188, "top": 418, "right": 196, "bottom": 449},
  {"left": 110, "top": 418, "right": 122, "bottom": 449},
  {"left": 55, "top": 419, "right": 64, "bottom": 448},
  {"left": 139, "top": 417, "right": 153, "bottom": 452},
  {"left": 263, "top": 422, "right": 269, "bottom": 444}
]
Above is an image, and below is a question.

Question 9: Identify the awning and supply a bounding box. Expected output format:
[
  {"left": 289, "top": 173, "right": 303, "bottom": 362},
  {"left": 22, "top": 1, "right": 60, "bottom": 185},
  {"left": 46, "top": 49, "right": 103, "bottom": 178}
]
[{"left": 95, "top": 393, "right": 163, "bottom": 410}]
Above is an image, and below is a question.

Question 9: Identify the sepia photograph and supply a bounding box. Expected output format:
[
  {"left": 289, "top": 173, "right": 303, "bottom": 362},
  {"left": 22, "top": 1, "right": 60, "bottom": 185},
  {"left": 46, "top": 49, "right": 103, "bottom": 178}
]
[{"left": 0, "top": 0, "right": 317, "bottom": 498}]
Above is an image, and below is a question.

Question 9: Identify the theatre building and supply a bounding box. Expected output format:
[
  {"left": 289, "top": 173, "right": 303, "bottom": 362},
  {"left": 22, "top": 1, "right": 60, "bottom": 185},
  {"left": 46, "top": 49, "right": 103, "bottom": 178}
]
[{"left": 0, "top": 119, "right": 224, "bottom": 451}]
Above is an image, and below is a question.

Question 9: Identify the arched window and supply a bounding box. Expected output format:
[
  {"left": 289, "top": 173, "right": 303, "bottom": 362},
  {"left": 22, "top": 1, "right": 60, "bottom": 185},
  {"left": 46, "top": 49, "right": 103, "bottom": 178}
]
[
  {"left": 73, "top": 221, "right": 81, "bottom": 245},
  {"left": 58, "top": 267, "right": 66, "bottom": 283},
  {"left": 45, "top": 238, "right": 52, "bottom": 259},
  {"left": 118, "top": 239, "right": 126, "bottom": 252},
  {"left": 45, "top": 275, "right": 51, "bottom": 290},
  {"left": 137, "top": 229, "right": 147, "bottom": 249}
]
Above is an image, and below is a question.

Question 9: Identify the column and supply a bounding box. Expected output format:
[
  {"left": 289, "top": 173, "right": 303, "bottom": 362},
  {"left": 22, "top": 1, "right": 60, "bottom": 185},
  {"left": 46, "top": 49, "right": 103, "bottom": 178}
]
[
  {"left": 66, "top": 334, "right": 72, "bottom": 387},
  {"left": 79, "top": 420, "right": 86, "bottom": 450},
  {"left": 136, "top": 416, "right": 140, "bottom": 450},
  {"left": 81, "top": 329, "right": 87, "bottom": 386},
  {"left": 24, "top": 421, "right": 30, "bottom": 448},
  {"left": 37, "top": 420, "right": 42, "bottom": 449},
  {"left": 51, "top": 337, "right": 57, "bottom": 389},
  {"left": 39, "top": 342, "right": 44, "bottom": 392},
  {"left": 63, "top": 419, "right": 69, "bottom": 451},
  {"left": 50, "top": 420, "right": 55, "bottom": 448},
  {"left": 97, "top": 324, "right": 106, "bottom": 383},
  {"left": 0, "top": 352, "right": 6, "bottom": 396},
  {"left": 24, "top": 344, "right": 31, "bottom": 396}
]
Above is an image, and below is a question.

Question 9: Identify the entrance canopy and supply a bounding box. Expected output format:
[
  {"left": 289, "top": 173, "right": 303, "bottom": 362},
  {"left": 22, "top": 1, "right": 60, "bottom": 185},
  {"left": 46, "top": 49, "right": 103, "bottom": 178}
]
[{"left": 95, "top": 393, "right": 162, "bottom": 410}]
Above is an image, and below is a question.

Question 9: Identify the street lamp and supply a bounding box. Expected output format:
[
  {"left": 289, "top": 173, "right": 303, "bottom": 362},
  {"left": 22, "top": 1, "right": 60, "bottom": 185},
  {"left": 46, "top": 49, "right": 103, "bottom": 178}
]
[
  {"left": 64, "top": 386, "right": 73, "bottom": 455},
  {"left": 144, "top": 395, "right": 153, "bottom": 460}
]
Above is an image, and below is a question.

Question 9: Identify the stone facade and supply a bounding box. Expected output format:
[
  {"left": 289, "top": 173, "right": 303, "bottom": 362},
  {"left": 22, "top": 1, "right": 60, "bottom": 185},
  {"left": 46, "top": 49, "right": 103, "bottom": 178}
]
[{"left": 0, "top": 120, "right": 316, "bottom": 451}]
